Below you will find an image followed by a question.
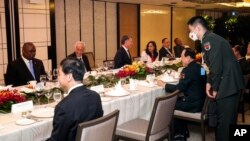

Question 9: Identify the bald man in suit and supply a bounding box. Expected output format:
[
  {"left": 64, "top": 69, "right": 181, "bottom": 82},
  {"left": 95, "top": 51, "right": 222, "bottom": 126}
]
[{"left": 5, "top": 42, "right": 46, "bottom": 86}]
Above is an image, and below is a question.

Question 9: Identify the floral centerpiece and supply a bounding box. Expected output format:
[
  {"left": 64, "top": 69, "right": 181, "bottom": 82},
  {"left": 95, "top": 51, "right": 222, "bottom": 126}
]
[
  {"left": 116, "top": 61, "right": 154, "bottom": 80},
  {"left": 0, "top": 89, "right": 26, "bottom": 113}
]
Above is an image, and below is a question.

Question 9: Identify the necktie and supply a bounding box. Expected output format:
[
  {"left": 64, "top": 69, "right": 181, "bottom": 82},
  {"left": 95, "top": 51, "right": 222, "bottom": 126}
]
[
  {"left": 29, "top": 60, "right": 36, "bottom": 79},
  {"left": 80, "top": 57, "right": 87, "bottom": 72}
]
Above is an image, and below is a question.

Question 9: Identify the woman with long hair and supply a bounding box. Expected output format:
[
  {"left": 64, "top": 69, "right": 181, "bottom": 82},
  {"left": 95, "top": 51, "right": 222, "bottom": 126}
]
[{"left": 140, "top": 41, "right": 158, "bottom": 63}]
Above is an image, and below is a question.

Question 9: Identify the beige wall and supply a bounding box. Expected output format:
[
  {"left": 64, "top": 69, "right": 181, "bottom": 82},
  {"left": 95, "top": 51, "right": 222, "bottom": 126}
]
[
  {"left": 172, "top": 7, "right": 195, "bottom": 49},
  {"left": 18, "top": 0, "right": 51, "bottom": 72},
  {"left": 55, "top": 0, "right": 117, "bottom": 66},
  {"left": 0, "top": 0, "right": 7, "bottom": 84},
  {"left": 140, "top": 5, "right": 171, "bottom": 54},
  {"left": 55, "top": 1, "right": 196, "bottom": 66}
]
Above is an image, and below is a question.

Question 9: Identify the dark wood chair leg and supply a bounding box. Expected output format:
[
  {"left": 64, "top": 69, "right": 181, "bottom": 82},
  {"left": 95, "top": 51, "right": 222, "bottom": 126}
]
[{"left": 201, "top": 122, "right": 205, "bottom": 141}]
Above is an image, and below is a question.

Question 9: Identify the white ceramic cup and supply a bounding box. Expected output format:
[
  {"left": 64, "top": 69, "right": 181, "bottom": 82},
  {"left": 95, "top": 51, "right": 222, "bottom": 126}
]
[{"left": 28, "top": 80, "right": 37, "bottom": 88}]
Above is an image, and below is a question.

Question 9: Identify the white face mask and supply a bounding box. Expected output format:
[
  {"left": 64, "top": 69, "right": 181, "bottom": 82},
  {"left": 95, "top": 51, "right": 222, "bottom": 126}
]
[{"left": 189, "top": 32, "right": 198, "bottom": 41}]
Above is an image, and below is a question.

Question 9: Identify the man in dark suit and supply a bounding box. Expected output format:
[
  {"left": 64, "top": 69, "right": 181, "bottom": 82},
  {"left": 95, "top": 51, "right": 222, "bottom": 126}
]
[
  {"left": 188, "top": 16, "right": 245, "bottom": 141},
  {"left": 114, "top": 35, "right": 133, "bottom": 69},
  {"left": 174, "top": 38, "right": 185, "bottom": 58},
  {"left": 47, "top": 57, "right": 103, "bottom": 141},
  {"left": 68, "top": 41, "right": 91, "bottom": 72},
  {"left": 159, "top": 38, "right": 174, "bottom": 61},
  {"left": 5, "top": 42, "right": 46, "bottom": 86},
  {"left": 232, "top": 45, "right": 250, "bottom": 75},
  {"left": 157, "top": 48, "right": 207, "bottom": 140}
]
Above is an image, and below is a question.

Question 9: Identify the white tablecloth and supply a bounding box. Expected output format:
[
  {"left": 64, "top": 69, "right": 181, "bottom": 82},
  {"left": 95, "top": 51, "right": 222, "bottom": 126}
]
[{"left": 0, "top": 85, "right": 165, "bottom": 141}]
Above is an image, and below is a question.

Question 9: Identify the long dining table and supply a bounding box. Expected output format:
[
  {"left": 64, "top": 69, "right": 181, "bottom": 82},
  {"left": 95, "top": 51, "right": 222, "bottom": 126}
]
[{"left": 0, "top": 83, "right": 166, "bottom": 141}]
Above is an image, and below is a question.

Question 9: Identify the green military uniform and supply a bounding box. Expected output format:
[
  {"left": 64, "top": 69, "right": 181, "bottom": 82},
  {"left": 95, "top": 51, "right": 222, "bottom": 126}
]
[
  {"left": 201, "top": 31, "right": 245, "bottom": 141},
  {"left": 165, "top": 61, "right": 207, "bottom": 137}
]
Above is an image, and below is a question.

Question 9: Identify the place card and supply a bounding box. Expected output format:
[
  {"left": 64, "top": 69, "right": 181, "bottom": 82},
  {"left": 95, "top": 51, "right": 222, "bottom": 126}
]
[
  {"left": 11, "top": 100, "right": 33, "bottom": 114},
  {"left": 90, "top": 85, "right": 105, "bottom": 93}
]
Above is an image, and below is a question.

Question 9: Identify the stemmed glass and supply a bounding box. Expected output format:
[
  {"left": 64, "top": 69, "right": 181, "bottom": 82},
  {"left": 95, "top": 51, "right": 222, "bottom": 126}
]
[
  {"left": 47, "top": 70, "right": 53, "bottom": 81},
  {"left": 40, "top": 75, "right": 47, "bottom": 86},
  {"left": 53, "top": 89, "right": 62, "bottom": 103},
  {"left": 166, "top": 69, "right": 172, "bottom": 76},
  {"left": 53, "top": 68, "right": 58, "bottom": 80},
  {"left": 35, "top": 91, "right": 44, "bottom": 105},
  {"left": 142, "top": 56, "right": 148, "bottom": 64},
  {"left": 45, "top": 91, "right": 52, "bottom": 104}
]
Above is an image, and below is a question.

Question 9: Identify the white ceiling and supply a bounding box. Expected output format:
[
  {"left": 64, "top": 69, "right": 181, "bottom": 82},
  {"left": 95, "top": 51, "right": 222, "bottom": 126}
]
[{"left": 93, "top": 0, "right": 250, "bottom": 11}]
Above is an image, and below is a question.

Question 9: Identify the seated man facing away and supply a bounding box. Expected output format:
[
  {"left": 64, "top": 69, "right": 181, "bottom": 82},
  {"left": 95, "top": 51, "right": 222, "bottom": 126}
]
[
  {"left": 5, "top": 42, "right": 46, "bottom": 86},
  {"left": 114, "top": 35, "right": 133, "bottom": 69},
  {"left": 157, "top": 48, "right": 207, "bottom": 140},
  {"left": 47, "top": 57, "right": 103, "bottom": 141},
  {"left": 232, "top": 45, "right": 250, "bottom": 75},
  {"left": 68, "top": 41, "right": 92, "bottom": 72}
]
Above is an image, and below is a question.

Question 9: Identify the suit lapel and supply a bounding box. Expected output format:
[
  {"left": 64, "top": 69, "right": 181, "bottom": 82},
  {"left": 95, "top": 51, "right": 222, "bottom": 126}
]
[{"left": 20, "top": 58, "right": 34, "bottom": 80}]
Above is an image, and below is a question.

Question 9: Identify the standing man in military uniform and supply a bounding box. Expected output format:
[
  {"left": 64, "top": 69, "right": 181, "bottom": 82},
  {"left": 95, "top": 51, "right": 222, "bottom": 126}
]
[
  {"left": 187, "top": 16, "right": 245, "bottom": 141},
  {"left": 157, "top": 48, "right": 207, "bottom": 140}
]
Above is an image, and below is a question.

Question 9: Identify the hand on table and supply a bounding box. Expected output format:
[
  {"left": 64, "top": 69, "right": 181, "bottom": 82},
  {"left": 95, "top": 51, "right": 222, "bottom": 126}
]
[{"left": 157, "top": 80, "right": 166, "bottom": 87}]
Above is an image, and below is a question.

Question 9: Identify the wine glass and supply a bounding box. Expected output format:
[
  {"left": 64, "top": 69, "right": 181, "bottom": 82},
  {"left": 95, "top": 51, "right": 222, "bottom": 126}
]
[
  {"left": 35, "top": 91, "right": 44, "bottom": 105},
  {"left": 166, "top": 69, "right": 172, "bottom": 76},
  {"left": 53, "top": 68, "right": 58, "bottom": 80},
  {"left": 47, "top": 70, "right": 53, "bottom": 81},
  {"left": 53, "top": 89, "right": 62, "bottom": 103},
  {"left": 40, "top": 75, "right": 47, "bottom": 86},
  {"left": 142, "top": 56, "right": 148, "bottom": 64},
  {"left": 45, "top": 91, "right": 52, "bottom": 104}
]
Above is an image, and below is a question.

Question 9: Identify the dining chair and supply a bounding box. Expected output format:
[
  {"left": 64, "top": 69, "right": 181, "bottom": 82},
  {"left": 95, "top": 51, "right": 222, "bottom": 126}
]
[
  {"left": 238, "top": 74, "right": 250, "bottom": 122},
  {"left": 174, "top": 96, "right": 209, "bottom": 141},
  {"left": 103, "top": 60, "right": 115, "bottom": 70},
  {"left": 76, "top": 110, "right": 119, "bottom": 141},
  {"left": 133, "top": 57, "right": 141, "bottom": 62},
  {"left": 115, "top": 90, "right": 179, "bottom": 141},
  {"left": 84, "top": 52, "right": 95, "bottom": 68}
]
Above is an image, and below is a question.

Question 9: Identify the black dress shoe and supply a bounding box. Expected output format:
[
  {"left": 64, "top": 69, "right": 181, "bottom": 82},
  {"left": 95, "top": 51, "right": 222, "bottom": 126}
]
[{"left": 173, "top": 134, "right": 187, "bottom": 141}]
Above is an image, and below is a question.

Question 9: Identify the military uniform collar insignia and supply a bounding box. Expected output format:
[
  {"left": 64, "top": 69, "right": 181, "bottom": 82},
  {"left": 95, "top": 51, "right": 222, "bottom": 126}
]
[{"left": 204, "top": 42, "right": 211, "bottom": 51}]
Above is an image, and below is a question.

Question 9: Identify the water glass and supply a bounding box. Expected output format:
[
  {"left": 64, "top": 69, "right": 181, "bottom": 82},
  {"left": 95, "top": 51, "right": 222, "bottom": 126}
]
[
  {"left": 35, "top": 92, "right": 44, "bottom": 105},
  {"left": 40, "top": 75, "right": 47, "bottom": 86},
  {"left": 53, "top": 90, "right": 62, "bottom": 103},
  {"left": 47, "top": 70, "right": 53, "bottom": 81},
  {"left": 53, "top": 68, "right": 58, "bottom": 80},
  {"left": 45, "top": 92, "right": 52, "bottom": 104}
]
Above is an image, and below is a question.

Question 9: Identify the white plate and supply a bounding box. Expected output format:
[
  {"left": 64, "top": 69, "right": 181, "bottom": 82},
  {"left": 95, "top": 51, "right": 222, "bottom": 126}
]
[
  {"left": 31, "top": 107, "right": 54, "bottom": 118},
  {"left": 105, "top": 90, "right": 129, "bottom": 97},
  {"left": 101, "top": 97, "right": 112, "bottom": 102},
  {"left": 15, "top": 118, "right": 35, "bottom": 126},
  {"left": 160, "top": 78, "right": 178, "bottom": 83},
  {"left": 0, "top": 125, "right": 5, "bottom": 130}
]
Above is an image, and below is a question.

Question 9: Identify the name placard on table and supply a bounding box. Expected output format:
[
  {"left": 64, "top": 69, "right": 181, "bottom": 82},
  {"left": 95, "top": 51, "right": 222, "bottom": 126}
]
[{"left": 11, "top": 100, "right": 34, "bottom": 113}]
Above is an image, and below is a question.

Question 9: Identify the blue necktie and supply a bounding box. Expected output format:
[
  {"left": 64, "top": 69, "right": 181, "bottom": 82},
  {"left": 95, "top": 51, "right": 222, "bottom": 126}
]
[{"left": 29, "top": 60, "right": 36, "bottom": 79}]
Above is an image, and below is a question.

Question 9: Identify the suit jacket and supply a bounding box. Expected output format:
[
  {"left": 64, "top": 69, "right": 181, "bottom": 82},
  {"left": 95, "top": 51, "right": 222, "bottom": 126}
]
[
  {"left": 238, "top": 57, "right": 250, "bottom": 75},
  {"left": 68, "top": 53, "right": 92, "bottom": 72},
  {"left": 47, "top": 85, "right": 103, "bottom": 141},
  {"left": 202, "top": 31, "right": 245, "bottom": 99},
  {"left": 174, "top": 45, "right": 184, "bottom": 58},
  {"left": 5, "top": 58, "right": 46, "bottom": 86},
  {"left": 159, "top": 47, "right": 173, "bottom": 61},
  {"left": 165, "top": 61, "right": 207, "bottom": 112},
  {"left": 114, "top": 47, "right": 132, "bottom": 69}
]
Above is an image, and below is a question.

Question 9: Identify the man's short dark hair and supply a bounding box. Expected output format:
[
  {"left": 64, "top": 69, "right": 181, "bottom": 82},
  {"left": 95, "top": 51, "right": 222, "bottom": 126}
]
[
  {"left": 162, "top": 38, "right": 168, "bottom": 43},
  {"left": 183, "top": 48, "right": 195, "bottom": 59},
  {"left": 234, "top": 45, "right": 246, "bottom": 57},
  {"left": 121, "top": 35, "right": 131, "bottom": 45},
  {"left": 60, "top": 57, "right": 84, "bottom": 81},
  {"left": 187, "top": 16, "right": 209, "bottom": 30}
]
